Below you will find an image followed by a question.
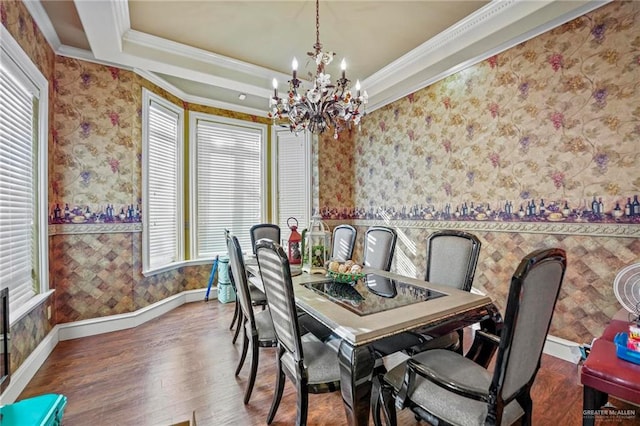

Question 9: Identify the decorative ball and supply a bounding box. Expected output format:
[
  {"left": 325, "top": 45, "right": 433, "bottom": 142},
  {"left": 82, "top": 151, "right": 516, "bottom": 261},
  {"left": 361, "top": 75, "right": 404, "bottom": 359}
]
[
  {"left": 329, "top": 261, "right": 340, "bottom": 272},
  {"left": 338, "top": 264, "right": 349, "bottom": 273}
]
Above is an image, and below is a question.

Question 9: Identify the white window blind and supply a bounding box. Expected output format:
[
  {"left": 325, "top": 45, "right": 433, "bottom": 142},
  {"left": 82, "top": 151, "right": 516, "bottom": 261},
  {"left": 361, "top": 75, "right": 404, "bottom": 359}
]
[
  {"left": 143, "top": 93, "right": 183, "bottom": 273},
  {"left": 275, "top": 130, "right": 310, "bottom": 241},
  {"left": 194, "top": 119, "right": 263, "bottom": 257},
  {"left": 0, "top": 55, "right": 38, "bottom": 312}
]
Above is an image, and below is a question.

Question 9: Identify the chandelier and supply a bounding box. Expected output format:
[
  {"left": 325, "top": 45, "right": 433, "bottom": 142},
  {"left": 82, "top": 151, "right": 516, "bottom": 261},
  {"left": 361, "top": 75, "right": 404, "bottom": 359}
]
[{"left": 268, "top": 0, "right": 367, "bottom": 138}]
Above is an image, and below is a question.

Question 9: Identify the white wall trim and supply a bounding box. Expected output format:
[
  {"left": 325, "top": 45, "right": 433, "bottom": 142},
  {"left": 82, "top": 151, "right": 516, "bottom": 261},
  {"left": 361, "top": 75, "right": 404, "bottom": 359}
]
[
  {"left": 22, "top": 0, "right": 61, "bottom": 51},
  {"left": 135, "top": 69, "right": 267, "bottom": 118},
  {"left": 0, "top": 288, "right": 213, "bottom": 405},
  {"left": 544, "top": 334, "right": 583, "bottom": 364},
  {"left": 0, "top": 322, "right": 60, "bottom": 405}
]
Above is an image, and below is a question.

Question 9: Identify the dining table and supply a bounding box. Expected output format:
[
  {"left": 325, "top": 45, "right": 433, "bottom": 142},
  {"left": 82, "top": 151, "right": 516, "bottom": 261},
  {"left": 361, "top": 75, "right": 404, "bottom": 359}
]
[{"left": 244, "top": 259, "right": 500, "bottom": 426}]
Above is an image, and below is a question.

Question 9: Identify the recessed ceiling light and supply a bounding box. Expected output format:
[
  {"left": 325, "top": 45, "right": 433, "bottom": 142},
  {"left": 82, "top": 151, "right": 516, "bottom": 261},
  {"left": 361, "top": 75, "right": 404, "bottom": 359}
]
[{"left": 238, "top": 93, "right": 246, "bottom": 101}]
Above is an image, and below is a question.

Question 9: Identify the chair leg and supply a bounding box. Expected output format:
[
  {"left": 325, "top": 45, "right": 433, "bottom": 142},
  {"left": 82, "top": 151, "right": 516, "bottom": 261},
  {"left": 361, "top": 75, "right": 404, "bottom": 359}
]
[
  {"left": 295, "top": 380, "right": 309, "bottom": 426},
  {"left": 516, "top": 391, "right": 533, "bottom": 426},
  {"left": 244, "top": 336, "right": 260, "bottom": 404},
  {"left": 380, "top": 383, "right": 397, "bottom": 426},
  {"left": 371, "top": 376, "right": 383, "bottom": 426},
  {"left": 229, "top": 302, "right": 239, "bottom": 330},
  {"left": 455, "top": 329, "right": 465, "bottom": 355},
  {"left": 235, "top": 322, "right": 248, "bottom": 376},
  {"left": 267, "top": 351, "right": 286, "bottom": 425},
  {"left": 232, "top": 310, "right": 243, "bottom": 344}
]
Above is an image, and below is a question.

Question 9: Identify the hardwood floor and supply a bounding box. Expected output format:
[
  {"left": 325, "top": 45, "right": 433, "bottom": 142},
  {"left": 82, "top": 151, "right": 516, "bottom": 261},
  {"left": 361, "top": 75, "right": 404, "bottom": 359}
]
[{"left": 18, "top": 301, "right": 638, "bottom": 425}]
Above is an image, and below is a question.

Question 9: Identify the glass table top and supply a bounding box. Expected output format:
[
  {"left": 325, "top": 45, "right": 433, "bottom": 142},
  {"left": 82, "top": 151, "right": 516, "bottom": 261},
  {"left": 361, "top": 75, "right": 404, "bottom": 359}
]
[{"left": 302, "top": 273, "right": 446, "bottom": 316}]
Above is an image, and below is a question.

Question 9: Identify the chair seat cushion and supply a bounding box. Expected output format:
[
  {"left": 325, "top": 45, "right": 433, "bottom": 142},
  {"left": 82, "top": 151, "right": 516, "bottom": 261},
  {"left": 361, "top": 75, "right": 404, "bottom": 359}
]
[
  {"left": 384, "top": 349, "right": 523, "bottom": 426},
  {"left": 249, "top": 285, "right": 266, "bottom": 304},
  {"left": 281, "top": 334, "right": 341, "bottom": 387},
  {"left": 251, "top": 309, "right": 276, "bottom": 343}
]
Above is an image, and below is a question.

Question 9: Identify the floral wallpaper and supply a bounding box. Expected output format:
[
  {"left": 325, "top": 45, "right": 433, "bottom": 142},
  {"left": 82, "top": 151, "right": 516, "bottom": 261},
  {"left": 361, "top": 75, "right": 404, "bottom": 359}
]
[
  {"left": 318, "top": 129, "right": 355, "bottom": 216},
  {"left": 320, "top": 1, "right": 640, "bottom": 225},
  {"left": 316, "top": 1, "right": 640, "bottom": 343},
  {"left": 50, "top": 58, "right": 142, "bottom": 222}
]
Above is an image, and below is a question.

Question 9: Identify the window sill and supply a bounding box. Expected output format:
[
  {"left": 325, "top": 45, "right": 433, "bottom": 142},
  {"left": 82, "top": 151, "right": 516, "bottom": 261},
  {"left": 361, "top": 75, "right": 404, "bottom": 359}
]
[{"left": 10, "top": 290, "right": 54, "bottom": 326}]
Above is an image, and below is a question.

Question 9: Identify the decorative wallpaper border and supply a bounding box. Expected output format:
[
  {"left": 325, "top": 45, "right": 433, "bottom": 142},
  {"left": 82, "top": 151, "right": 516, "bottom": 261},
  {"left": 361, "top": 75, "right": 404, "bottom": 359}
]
[
  {"left": 48, "top": 222, "right": 142, "bottom": 236},
  {"left": 326, "top": 219, "right": 640, "bottom": 238}
]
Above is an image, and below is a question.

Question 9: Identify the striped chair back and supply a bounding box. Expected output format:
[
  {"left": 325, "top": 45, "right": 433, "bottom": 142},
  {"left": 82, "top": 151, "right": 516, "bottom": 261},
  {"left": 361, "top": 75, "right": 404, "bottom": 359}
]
[
  {"left": 227, "top": 235, "right": 256, "bottom": 325},
  {"left": 255, "top": 240, "right": 303, "bottom": 362}
]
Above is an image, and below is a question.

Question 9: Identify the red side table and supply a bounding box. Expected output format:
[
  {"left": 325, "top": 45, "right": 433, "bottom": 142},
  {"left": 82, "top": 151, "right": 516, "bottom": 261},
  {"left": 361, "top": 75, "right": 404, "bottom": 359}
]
[{"left": 580, "top": 319, "right": 640, "bottom": 426}]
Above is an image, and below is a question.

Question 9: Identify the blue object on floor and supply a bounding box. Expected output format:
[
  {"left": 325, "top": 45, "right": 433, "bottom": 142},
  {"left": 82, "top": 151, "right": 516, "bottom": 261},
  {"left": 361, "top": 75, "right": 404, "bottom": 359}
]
[
  {"left": 0, "top": 393, "right": 67, "bottom": 426},
  {"left": 204, "top": 255, "right": 219, "bottom": 302}
]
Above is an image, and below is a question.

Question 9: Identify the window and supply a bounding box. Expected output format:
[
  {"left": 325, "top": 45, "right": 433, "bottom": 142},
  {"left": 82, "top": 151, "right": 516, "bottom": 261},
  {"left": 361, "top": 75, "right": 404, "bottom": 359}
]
[
  {"left": 0, "top": 26, "right": 48, "bottom": 320},
  {"left": 272, "top": 129, "right": 311, "bottom": 242},
  {"left": 142, "top": 89, "right": 184, "bottom": 274},
  {"left": 190, "top": 113, "right": 266, "bottom": 258}
]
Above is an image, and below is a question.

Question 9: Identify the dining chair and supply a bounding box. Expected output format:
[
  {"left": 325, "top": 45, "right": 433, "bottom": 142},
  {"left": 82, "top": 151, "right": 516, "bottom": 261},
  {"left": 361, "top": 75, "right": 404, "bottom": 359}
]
[
  {"left": 331, "top": 224, "right": 357, "bottom": 261},
  {"left": 227, "top": 235, "right": 278, "bottom": 404},
  {"left": 255, "top": 239, "right": 341, "bottom": 426},
  {"left": 363, "top": 226, "right": 397, "bottom": 271},
  {"left": 228, "top": 227, "right": 269, "bottom": 340},
  {"left": 371, "top": 230, "right": 482, "bottom": 358},
  {"left": 372, "top": 248, "right": 567, "bottom": 426},
  {"left": 416, "top": 230, "right": 482, "bottom": 353},
  {"left": 250, "top": 223, "right": 281, "bottom": 254}
]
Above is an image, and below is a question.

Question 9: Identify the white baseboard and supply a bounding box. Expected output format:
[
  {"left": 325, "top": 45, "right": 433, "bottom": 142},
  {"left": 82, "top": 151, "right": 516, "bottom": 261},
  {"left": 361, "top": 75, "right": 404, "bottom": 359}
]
[
  {"left": 471, "top": 323, "right": 582, "bottom": 364},
  {"left": 1, "top": 287, "right": 214, "bottom": 405},
  {"left": 544, "top": 334, "right": 582, "bottom": 364},
  {"left": 0, "top": 323, "right": 60, "bottom": 405}
]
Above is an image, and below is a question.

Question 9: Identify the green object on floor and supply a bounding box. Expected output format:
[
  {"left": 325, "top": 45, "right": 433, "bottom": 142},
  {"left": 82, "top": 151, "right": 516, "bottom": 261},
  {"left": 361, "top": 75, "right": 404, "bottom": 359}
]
[
  {"left": 0, "top": 393, "right": 67, "bottom": 426},
  {"left": 217, "top": 255, "right": 236, "bottom": 303}
]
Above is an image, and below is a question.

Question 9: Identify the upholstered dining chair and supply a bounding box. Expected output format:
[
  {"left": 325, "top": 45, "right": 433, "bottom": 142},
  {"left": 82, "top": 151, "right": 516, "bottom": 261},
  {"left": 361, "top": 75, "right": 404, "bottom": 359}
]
[
  {"left": 226, "top": 229, "right": 267, "bottom": 344},
  {"left": 255, "top": 240, "right": 341, "bottom": 426},
  {"left": 372, "top": 230, "right": 481, "bottom": 358},
  {"left": 373, "top": 248, "right": 567, "bottom": 426},
  {"left": 227, "top": 235, "right": 278, "bottom": 404},
  {"left": 331, "top": 224, "right": 357, "bottom": 262},
  {"left": 250, "top": 223, "right": 281, "bottom": 254},
  {"left": 363, "top": 226, "right": 397, "bottom": 271},
  {"left": 416, "top": 230, "right": 482, "bottom": 353}
]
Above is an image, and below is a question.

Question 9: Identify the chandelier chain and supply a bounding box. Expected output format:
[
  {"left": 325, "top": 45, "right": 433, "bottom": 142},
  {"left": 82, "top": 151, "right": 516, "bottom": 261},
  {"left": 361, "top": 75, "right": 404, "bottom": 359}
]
[{"left": 316, "top": 0, "right": 320, "bottom": 49}]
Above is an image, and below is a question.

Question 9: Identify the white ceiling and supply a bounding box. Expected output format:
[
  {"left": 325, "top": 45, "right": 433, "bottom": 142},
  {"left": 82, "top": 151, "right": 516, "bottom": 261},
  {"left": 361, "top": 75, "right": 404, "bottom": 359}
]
[{"left": 29, "top": 0, "right": 610, "bottom": 116}]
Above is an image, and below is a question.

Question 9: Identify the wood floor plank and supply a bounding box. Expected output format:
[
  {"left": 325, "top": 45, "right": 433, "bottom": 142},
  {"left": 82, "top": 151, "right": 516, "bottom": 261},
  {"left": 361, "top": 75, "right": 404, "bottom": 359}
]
[{"left": 17, "top": 301, "right": 639, "bottom": 425}]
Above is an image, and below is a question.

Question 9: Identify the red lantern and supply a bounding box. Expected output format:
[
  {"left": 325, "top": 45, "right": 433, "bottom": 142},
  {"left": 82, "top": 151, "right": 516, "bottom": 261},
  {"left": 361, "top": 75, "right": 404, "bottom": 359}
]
[{"left": 287, "top": 217, "right": 302, "bottom": 264}]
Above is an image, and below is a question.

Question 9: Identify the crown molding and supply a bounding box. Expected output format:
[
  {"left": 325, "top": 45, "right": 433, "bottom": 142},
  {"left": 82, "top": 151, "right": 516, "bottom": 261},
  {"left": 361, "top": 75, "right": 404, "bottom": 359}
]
[
  {"left": 135, "top": 69, "right": 268, "bottom": 117},
  {"left": 55, "top": 45, "right": 133, "bottom": 71},
  {"left": 364, "top": 0, "right": 522, "bottom": 96},
  {"left": 111, "top": 0, "right": 130, "bottom": 53},
  {"left": 22, "top": 0, "right": 61, "bottom": 51},
  {"left": 31, "top": 0, "right": 613, "bottom": 120},
  {"left": 124, "top": 29, "right": 291, "bottom": 83},
  {"left": 364, "top": 0, "right": 612, "bottom": 113}
]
